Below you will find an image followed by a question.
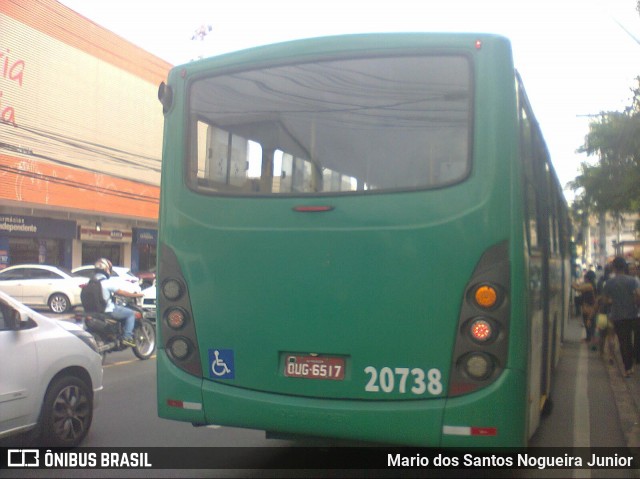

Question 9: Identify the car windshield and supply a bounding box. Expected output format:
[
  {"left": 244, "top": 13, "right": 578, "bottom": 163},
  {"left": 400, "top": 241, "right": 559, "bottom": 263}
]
[
  {"left": 72, "top": 269, "right": 95, "bottom": 278},
  {"left": 73, "top": 267, "right": 130, "bottom": 277}
]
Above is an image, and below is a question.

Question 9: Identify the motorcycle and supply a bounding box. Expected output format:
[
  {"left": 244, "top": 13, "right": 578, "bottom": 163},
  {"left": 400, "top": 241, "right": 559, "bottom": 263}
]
[{"left": 74, "top": 296, "right": 156, "bottom": 362}]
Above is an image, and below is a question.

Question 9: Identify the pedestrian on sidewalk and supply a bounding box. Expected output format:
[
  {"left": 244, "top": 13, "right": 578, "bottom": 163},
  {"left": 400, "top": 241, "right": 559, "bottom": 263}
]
[
  {"left": 602, "top": 256, "right": 640, "bottom": 378},
  {"left": 629, "top": 263, "right": 640, "bottom": 365},
  {"left": 573, "top": 270, "right": 597, "bottom": 345},
  {"left": 596, "top": 264, "right": 615, "bottom": 362}
]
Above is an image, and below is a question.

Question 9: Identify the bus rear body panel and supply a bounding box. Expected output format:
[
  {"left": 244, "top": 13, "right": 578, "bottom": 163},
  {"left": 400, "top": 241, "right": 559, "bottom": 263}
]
[{"left": 174, "top": 189, "right": 502, "bottom": 394}]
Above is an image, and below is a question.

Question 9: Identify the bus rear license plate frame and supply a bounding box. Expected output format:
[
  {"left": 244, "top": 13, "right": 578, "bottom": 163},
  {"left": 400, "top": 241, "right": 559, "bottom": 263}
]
[{"left": 284, "top": 354, "right": 345, "bottom": 381}]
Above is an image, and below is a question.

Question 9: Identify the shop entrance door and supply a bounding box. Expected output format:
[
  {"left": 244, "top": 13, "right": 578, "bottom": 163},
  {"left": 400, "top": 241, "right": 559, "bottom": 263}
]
[{"left": 82, "top": 242, "right": 122, "bottom": 266}]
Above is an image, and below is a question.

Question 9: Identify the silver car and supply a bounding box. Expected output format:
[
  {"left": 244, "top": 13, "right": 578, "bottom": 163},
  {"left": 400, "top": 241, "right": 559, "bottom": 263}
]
[
  {"left": 0, "top": 264, "right": 85, "bottom": 313},
  {"left": 0, "top": 290, "right": 103, "bottom": 446}
]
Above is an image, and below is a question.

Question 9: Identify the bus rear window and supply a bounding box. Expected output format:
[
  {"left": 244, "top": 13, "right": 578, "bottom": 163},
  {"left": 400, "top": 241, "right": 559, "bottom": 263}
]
[{"left": 188, "top": 55, "right": 472, "bottom": 195}]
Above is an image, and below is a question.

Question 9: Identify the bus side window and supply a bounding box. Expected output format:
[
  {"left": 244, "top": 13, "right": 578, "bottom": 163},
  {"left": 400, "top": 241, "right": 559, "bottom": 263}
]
[
  {"left": 195, "top": 122, "right": 253, "bottom": 192},
  {"left": 520, "top": 100, "right": 538, "bottom": 253},
  {"left": 195, "top": 124, "right": 383, "bottom": 195}
]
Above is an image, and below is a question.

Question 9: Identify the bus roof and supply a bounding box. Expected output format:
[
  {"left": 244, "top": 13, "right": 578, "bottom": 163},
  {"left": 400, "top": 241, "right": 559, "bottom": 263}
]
[{"left": 170, "top": 32, "right": 512, "bottom": 73}]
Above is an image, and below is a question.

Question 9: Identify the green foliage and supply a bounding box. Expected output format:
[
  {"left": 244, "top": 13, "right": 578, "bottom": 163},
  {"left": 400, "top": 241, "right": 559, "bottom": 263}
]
[{"left": 571, "top": 77, "right": 640, "bottom": 217}]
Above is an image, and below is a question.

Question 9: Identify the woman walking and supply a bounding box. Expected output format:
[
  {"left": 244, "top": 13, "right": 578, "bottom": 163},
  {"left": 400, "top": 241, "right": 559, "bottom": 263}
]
[{"left": 573, "top": 270, "right": 597, "bottom": 345}]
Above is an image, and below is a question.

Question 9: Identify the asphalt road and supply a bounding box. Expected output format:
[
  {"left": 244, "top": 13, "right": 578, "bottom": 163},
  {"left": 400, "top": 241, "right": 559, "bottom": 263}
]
[{"left": 89, "top": 349, "right": 292, "bottom": 448}]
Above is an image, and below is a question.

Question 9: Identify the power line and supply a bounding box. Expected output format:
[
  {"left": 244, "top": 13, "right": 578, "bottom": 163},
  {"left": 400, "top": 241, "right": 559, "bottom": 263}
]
[
  {"left": 612, "top": 17, "right": 640, "bottom": 45},
  {"left": 0, "top": 163, "right": 158, "bottom": 204},
  {"left": 0, "top": 120, "right": 162, "bottom": 183}
]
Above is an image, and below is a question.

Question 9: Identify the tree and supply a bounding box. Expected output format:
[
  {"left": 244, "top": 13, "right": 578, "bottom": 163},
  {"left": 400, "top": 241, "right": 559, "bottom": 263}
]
[{"left": 570, "top": 78, "right": 640, "bottom": 218}]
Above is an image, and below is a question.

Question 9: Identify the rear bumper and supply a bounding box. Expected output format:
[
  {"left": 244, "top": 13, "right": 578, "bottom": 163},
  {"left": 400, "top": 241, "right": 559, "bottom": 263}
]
[{"left": 157, "top": 353, "right": 527, "bottom": 446}]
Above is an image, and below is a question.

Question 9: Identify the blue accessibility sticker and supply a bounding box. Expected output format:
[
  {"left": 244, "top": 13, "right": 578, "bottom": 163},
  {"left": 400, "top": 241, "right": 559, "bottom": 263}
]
[{"left": 208, "top": 349, "right": 235, "bottom": 379}]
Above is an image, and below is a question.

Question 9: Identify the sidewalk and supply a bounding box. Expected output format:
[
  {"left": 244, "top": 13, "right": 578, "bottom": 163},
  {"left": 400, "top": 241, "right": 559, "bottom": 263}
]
[
  {"left": 565, "top": 311, "right": 640, "bottom": 451},
  {"left": 599, "top": 320, "right": 640, "bottom": 449},
  {"left": 567, "top": 311, "right": 640, "bottom": 450}
]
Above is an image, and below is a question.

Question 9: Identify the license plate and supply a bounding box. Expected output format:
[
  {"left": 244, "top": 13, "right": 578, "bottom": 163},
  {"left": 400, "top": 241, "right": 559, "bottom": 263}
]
[{"left": 284, "top": 354, "right": 345, "bottom": 380}]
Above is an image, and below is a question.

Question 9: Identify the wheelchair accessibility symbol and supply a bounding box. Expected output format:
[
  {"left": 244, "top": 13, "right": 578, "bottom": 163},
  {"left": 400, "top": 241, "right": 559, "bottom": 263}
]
[{"left": 208, "top": 349, "right": 235, "bottom": 379}]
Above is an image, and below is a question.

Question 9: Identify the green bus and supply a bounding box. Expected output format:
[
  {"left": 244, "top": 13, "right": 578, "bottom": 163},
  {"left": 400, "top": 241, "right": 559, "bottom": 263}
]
[{"left": 156, "top": 33, "right": 571, "bottom": 447}]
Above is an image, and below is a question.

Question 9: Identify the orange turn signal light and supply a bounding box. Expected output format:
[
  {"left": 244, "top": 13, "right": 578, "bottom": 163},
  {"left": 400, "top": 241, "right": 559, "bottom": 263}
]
[{"left": 475, "top": 285, "right": 498, "bottom": 309}]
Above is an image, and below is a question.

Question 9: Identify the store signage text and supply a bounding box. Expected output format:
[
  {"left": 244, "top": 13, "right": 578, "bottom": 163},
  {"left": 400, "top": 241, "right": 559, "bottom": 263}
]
[
  {"left": 0, "top": 215, "right": 75, "bottom": 239},
  {"left": 0, "top": 47, "right": 24, "bottom": 126},
  {"left": 79, "top": 227, "right": 132, "bottom": 244},
  {"left": 0, "top": 215, "right": 36, "bottom": 234}
]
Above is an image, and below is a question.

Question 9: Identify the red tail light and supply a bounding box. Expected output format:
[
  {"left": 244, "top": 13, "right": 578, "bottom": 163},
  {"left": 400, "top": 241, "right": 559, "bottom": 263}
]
[
  {"left": 470, "top": 319, "right": 493, "bottom": 342},
  {"left": 293, "top": 205, "right": 334, "bottom": 212}
]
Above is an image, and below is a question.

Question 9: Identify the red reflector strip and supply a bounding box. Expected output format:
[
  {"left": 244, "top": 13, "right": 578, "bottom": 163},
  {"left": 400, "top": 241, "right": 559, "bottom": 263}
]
[
  {"left": 443, "top": 425, "right": 497, "bottom": 436},
  {"left": 293, "top": 205, "right": 334, "bottom": 212},
  {"left": 471, "top": 427, "right": 497, "bottom": 436},
  {"left": 449, "top": 382, "right": 478, "bottom": 396},
  {"left": 167, "top": 399, "right": 202, "bottom": 410}
]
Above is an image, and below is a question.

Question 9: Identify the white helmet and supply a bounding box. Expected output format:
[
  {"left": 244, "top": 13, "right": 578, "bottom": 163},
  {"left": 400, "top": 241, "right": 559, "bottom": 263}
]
[{"left": 94, "top": 258, "right": 113, "bottom": 276}]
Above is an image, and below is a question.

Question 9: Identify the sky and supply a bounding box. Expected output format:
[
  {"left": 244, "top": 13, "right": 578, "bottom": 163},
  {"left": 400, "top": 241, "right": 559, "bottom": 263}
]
[{"left": 59, "top": 0, "right": 640, "bottom": 201}]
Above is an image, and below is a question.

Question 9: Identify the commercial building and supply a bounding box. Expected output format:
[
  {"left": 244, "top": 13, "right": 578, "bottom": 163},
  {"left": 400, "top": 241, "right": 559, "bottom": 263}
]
[{"left": 0, "top": 0, "right": 170, "bottom": 272}]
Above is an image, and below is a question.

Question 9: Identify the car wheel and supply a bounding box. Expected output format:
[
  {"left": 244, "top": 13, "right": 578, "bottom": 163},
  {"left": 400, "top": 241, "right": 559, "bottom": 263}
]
[
  {"left": 40, "top": 375, "right": 93, "bottom": 447},
  {"left": 48, "top": 293, "right": 70, "bottom": 313}
]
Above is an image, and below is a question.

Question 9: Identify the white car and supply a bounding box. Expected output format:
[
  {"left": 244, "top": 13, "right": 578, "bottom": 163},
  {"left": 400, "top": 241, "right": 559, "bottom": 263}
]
[
  {"left": 0, "top": 264, "right": 86, "bottom": 313},
  {"left": 72, "top": 265, "right": 142, "bottom": 294},
  {"left": 141, "top": 283, "right": 156, "bottom": 319},
  {"left": 0, "top": 290, "right": 103, "bottom": 447}
]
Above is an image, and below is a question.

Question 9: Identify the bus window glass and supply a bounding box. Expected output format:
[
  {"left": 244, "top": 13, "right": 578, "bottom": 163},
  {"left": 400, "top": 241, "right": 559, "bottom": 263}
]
[
  {"left": 520, "top": 102, "right": 539, "bottom": 252},
  {"left": 279, "top": 152, "right": 293, "bottom": 192},
  {"left": 527, "top": 184, "right": 539, "bottom": 250},
  {"left": 189, "top": 55, "right": 471, "bottom": 195}
]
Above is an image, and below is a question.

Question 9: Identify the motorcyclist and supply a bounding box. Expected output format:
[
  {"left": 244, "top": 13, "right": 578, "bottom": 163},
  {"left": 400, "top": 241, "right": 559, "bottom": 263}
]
[{"left": 93, "top": 258, "right": 143, "bottom": 347}]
